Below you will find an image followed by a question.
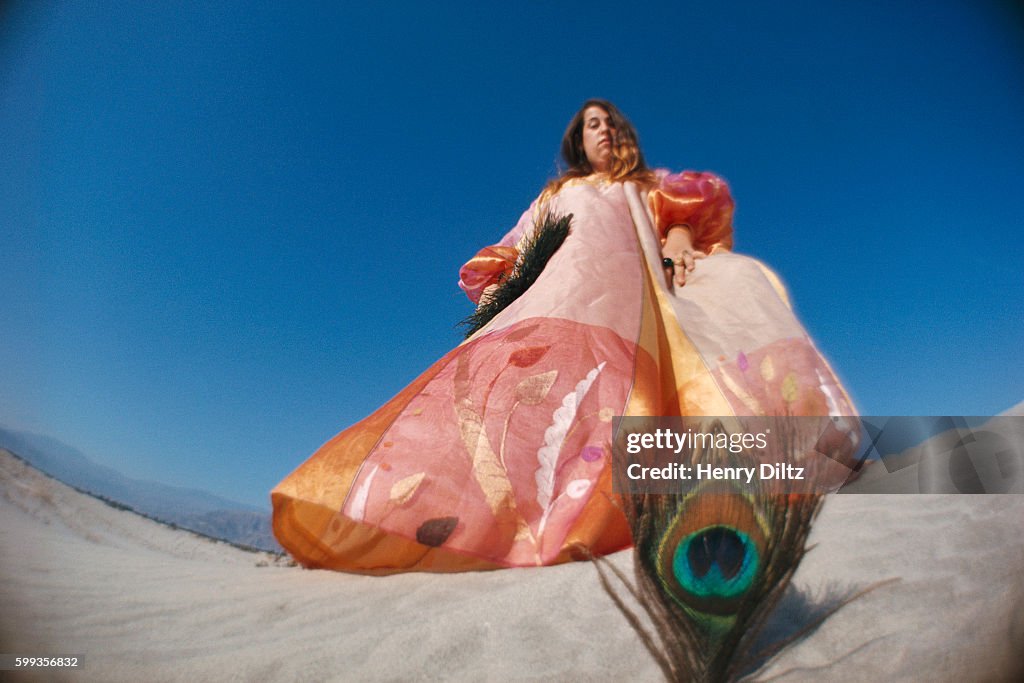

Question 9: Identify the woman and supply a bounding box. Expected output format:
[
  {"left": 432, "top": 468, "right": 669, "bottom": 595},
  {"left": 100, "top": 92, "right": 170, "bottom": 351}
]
[{"left": 271, "top": 100, "right": 855, "bottom": 573}]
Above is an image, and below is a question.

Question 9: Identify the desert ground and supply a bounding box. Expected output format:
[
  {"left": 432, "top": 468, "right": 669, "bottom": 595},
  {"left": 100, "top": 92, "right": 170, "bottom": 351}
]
[{"left": 2, "top": 448, "right": 1022, "bottom": 682}]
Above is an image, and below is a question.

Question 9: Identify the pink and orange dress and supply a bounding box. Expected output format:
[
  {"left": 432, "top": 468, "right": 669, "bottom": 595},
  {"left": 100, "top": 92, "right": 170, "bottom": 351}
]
[{"left": 271, "top": 171, "right": 855, "bottom": 573}]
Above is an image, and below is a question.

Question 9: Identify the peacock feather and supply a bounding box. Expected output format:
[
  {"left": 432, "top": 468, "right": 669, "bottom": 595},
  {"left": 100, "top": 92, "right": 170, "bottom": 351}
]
[
  {"left": 460, "top": 212, "right": 572, "bottom": 337},
  {"left": 603, "top": 418, "right": 829, "bottom": 683}
]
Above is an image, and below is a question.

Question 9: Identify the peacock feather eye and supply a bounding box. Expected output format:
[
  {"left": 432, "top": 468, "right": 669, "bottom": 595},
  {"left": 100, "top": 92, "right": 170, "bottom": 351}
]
[
  {"left": 673, "top": 526, "right": 759, "bottom": 601},
  {"left": 655, "top": 489, "right": 769, "bottom": 616}
]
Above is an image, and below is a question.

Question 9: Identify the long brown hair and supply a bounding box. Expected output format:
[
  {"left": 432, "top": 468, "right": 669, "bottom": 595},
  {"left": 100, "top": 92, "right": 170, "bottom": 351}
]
[{"left": 542, "top": 99, "right": 657, "bottom": 200}]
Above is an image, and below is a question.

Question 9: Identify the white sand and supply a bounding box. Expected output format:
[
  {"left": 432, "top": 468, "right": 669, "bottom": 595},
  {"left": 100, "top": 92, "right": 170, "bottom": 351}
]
[{"left": 2, "top": 448, "right": 1022, "bottom": 682}]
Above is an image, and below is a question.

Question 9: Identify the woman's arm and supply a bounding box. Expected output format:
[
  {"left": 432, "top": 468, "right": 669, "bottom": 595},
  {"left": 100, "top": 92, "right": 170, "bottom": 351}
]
[{"left": 649, "top": 171, "right": 735, "bottom": 287}]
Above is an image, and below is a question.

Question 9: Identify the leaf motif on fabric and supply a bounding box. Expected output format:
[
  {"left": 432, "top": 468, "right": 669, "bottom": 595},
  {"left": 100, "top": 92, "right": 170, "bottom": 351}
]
[
  {"left": 737, "top": 351, "right": 749, "bottom": 372},
  {"left": 535, "top": 361, "right": 607, "bottom": 512},
  {"left": 565, "top": 479, "right": 592, "bottom": 499},
  {"left": 759, "top": 355, "right": 775, "bottom": 382},
  {"left": 416, "top": 516, "right": 458, "bottom": 547},
  {"left": 347, "top": 464, "right": 380, "bottom": 522},
  {"left": 457, "top": 405, "right": 516, "bottom": 516},
  {"left": 509, "top": 345, "right": 550, "bottom": 368},
  {"left": 781, "top": 372, "right": 799, "bottom": 403},
  {"left": 389, "top": 472, "right": 426, "bottom": 506},
  {"left": 503, "top": 323, "right": 540, "bottom": 343},
  {"left": 515, "top": 369, "right": 558, "bottom": 406},
  {"left": 581, "top": 446, "right": 603, "bottom": 462}
]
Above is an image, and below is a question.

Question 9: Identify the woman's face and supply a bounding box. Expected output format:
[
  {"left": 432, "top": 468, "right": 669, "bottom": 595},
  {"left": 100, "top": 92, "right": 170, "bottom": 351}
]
[{"left": 580, "top": 105, "right": 615, "bottom": 173}]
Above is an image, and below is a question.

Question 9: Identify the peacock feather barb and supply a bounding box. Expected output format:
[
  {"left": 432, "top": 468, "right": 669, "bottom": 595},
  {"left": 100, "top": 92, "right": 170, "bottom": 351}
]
[
  {"left": 613, "top": 418, "right": 832, "bottom": 683},
  {"left": 460, "top": 212, "right": 572, "bottom": 338}
]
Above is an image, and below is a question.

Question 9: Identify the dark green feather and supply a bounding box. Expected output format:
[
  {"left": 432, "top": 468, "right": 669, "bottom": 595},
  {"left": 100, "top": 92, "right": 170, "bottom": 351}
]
[{"left": 460, "top": 212, "right": 572, "bottom": 338}]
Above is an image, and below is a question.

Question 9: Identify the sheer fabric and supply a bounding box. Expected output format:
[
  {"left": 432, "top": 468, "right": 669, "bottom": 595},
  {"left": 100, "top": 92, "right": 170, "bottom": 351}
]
[{"left": 271, "top": 172, "right": 854, "bottom": 573}]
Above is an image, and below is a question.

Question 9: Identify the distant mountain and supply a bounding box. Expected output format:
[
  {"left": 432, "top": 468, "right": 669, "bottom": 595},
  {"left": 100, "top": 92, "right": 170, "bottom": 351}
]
[{"left": 0, "top": 426, "right": 281, "bottom": 553}]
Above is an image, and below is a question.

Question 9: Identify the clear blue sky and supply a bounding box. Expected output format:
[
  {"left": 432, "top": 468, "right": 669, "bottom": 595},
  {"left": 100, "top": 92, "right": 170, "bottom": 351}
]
[{"left": 2, "top": 1, "right": 1021, "bottom": 508}]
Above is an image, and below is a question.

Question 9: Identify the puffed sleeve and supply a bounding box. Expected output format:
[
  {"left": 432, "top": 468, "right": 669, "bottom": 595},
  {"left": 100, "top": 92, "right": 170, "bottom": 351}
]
[
  {"left": 648, "top": 171, "right": 735, "bottom": 253},
  {"left": 458, "top": 244, "right": 519, "bottom": 303},
  {"left": 457, "top": 200, "right": 537, "bottom": 303}
]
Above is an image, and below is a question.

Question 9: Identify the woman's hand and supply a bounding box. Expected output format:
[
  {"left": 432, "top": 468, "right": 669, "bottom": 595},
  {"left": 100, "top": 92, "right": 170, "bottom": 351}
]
[{"left": 661, "top": 224, "right": 707, "bottom": 287}]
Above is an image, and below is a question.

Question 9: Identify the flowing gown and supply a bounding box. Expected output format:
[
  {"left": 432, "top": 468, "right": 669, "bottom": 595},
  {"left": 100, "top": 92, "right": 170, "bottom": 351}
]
[{"left": 270, "top": 171, "right": 855, "bottom": 573}]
